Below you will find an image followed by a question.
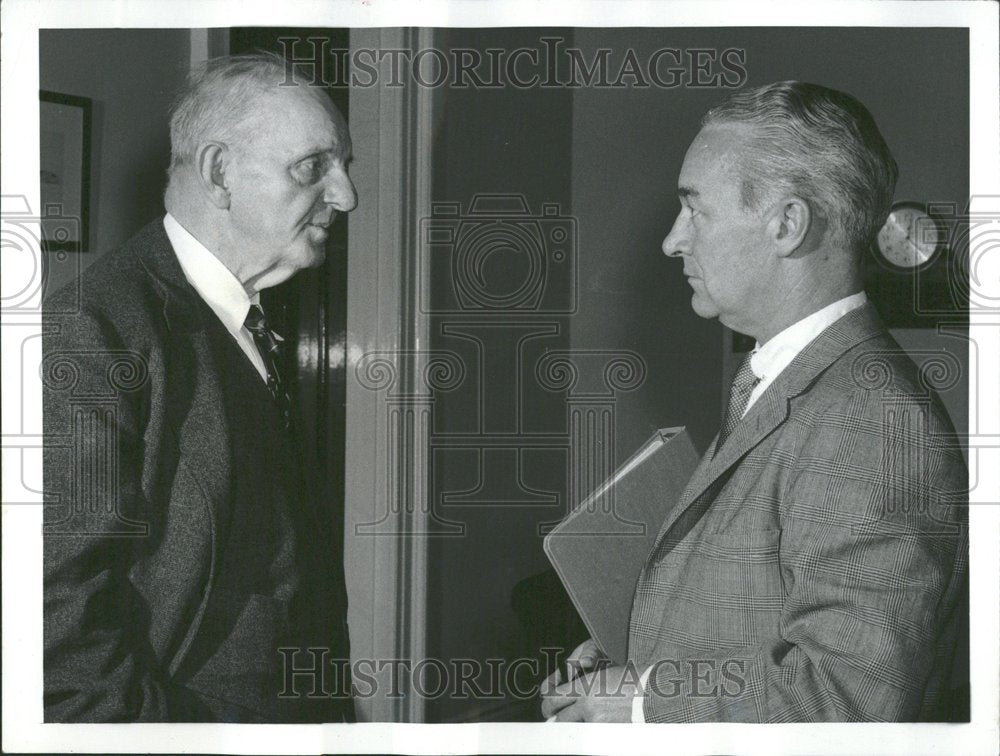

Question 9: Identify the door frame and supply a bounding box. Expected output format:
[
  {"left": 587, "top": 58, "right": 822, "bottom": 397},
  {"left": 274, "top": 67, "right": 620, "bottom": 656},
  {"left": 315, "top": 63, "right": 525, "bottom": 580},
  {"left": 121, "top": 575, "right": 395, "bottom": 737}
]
[{"left": 343, "top": 26, "right": 435, "bottom": 723}]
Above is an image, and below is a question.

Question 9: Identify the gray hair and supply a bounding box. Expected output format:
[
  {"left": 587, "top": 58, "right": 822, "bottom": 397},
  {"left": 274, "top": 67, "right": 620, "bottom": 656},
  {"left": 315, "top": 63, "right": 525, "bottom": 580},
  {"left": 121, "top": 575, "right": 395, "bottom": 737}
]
[
  {"left": 702, "top": 81, "right": 898, "bottom": 253},
  {"left": 167, "top": 52, "right": 316, "bottom": 174}
]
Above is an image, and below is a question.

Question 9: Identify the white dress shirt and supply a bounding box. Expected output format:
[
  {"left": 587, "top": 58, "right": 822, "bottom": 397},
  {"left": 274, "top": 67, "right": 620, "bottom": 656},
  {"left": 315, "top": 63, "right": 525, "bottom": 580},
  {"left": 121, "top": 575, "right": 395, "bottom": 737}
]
[
  {"left": 630, "top": 290, "right": 869, "bottom": 722},
  {"left": 162, "top": 213, "right": 268, "bottom": 382},
  {"left": 742, "top": 291, "right": 869, "bottom": 417}
]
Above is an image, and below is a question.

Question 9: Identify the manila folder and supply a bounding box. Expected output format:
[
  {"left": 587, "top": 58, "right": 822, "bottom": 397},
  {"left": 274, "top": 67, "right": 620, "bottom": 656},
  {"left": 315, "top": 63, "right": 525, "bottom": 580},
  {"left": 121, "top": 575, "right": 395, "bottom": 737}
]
[{"left": 543, "top": 426, "right": 698, "bottom": 665}]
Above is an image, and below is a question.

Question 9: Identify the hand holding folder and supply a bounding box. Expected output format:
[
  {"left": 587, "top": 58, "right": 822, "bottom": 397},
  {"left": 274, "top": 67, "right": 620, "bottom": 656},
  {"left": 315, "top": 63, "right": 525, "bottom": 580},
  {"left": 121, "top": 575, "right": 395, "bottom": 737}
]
[
  {"left": 543, "top": 427, "right": 698, "bottom": 665},
  {"left": 540, "top": 638, "right": 610, "bottom": 721}
]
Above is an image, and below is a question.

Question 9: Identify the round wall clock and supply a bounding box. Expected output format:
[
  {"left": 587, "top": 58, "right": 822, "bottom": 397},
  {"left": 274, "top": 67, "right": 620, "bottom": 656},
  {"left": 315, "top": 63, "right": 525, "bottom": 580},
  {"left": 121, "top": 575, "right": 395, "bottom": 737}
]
[{"left": 875, "top": 200, "right": 946, "bottom": 271}]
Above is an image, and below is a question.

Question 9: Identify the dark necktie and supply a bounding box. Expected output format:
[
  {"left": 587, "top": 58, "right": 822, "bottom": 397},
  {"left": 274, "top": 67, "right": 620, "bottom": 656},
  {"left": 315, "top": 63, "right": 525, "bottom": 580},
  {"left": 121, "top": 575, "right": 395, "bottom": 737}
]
[
  {"left": 715, "top": 351, "right": 760, "bottom": 455},
  {"left": 244, "top": 304, "right": 292, "bottom": 431}
]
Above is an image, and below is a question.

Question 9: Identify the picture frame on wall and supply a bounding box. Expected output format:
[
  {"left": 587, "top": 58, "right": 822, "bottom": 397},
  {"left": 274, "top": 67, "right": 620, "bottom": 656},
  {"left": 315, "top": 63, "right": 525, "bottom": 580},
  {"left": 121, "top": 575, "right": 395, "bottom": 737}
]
[{"left": 39, "top": 89, "right": 91, "bottom": 253}]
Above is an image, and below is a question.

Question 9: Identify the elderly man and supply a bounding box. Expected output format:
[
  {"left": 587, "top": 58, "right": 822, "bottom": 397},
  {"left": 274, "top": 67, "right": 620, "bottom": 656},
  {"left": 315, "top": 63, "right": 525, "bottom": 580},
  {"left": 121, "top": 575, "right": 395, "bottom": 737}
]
[
  {"left": 542, "top": 81, "right": 967, "bottom": 722},
  {"left": 43, "top": 54, "right": 357, "bottom": 722}
]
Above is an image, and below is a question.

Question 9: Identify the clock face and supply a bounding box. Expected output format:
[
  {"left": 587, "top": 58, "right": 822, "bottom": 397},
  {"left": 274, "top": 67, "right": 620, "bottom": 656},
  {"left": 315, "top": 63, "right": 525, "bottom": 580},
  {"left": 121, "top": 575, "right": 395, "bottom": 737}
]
[{"left": 876, "top": 202, "right": 944, "bottom": 270}]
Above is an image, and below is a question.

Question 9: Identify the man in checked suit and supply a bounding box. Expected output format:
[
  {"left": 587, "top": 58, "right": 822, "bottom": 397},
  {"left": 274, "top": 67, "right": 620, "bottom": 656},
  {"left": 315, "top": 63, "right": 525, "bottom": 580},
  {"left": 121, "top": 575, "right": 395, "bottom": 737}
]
[
  {"left": 542, "top": 81, "right": 968, "bottom": 722},
  {"left": 43, "top": 54, "right": 357, "bottom": 721}
]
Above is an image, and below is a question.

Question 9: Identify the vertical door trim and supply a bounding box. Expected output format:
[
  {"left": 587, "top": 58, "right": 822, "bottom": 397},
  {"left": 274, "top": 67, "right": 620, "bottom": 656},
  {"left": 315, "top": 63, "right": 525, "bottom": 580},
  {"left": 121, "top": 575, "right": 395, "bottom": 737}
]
[{"left": 344, "top": 27, "right": 434, "bottom": 723}]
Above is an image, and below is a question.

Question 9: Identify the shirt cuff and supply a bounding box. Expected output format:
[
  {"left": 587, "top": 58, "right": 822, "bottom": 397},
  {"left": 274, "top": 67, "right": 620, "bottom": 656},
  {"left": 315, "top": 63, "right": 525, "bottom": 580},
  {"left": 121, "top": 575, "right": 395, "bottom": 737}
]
[{"left": 631, "top": 665, "right": 653, "bottom": 723}]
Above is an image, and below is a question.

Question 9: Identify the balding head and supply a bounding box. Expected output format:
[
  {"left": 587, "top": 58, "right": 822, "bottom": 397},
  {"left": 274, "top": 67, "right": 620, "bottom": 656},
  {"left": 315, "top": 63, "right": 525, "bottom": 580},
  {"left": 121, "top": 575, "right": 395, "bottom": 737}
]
[
  {"left": 167, "top": 52, "right": 323, "bottom": 178},
  {"left": 163, "top": 53, "right": 356, "bottom": 294}
]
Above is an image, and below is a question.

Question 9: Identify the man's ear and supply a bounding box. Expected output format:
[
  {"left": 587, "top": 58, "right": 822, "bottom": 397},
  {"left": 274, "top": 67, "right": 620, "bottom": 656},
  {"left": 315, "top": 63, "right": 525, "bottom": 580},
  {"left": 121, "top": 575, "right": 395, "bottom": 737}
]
[
  {"left": 769, "top": 196, "right": 811, "bottom": 257},
  {"left": 195, "top": 141, "right": 230, "bottom": 210}
]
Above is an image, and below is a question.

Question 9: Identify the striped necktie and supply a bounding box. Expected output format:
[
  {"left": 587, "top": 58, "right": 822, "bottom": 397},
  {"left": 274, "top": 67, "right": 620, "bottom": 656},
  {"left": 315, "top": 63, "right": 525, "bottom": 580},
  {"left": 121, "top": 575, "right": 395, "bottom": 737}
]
[
  {"left": 243, "top": 304, "right": 292, "bottom": 431},
  {"left": 715, "top": 351, "right": 760, "bottom": 455}
]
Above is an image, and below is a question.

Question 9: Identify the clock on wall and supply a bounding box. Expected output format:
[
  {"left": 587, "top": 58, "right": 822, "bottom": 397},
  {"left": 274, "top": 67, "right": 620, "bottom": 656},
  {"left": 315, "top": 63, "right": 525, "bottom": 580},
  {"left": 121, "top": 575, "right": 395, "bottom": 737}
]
[
  {"left": 875, "top": 201, "right": 947, "bottom": 272},
  {"left": 865, "top": 200, "right": 966, "bottom": 327}
]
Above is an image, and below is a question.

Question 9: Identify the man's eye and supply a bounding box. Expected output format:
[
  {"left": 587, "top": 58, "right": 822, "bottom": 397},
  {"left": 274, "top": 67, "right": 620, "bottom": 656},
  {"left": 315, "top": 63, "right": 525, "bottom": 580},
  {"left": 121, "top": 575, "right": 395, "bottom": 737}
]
[{"left": 292, "top": 158, "right": 325, "bottom": 185}]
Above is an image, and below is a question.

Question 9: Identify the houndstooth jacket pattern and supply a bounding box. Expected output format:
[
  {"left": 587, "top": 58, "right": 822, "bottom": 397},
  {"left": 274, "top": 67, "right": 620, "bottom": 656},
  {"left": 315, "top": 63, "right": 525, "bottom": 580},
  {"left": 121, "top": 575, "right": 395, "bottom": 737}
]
[{"left": 627, "top": 303, "right": 968, "bottom": 722}]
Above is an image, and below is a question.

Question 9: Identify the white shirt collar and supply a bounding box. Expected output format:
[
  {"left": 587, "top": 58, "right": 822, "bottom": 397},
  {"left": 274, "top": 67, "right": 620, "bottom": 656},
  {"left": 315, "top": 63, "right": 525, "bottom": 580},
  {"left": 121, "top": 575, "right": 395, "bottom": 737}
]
[
  {"left": 748, "top": 291, "right": 868, "bottom": 393},
  {"left": 162, "top": 213, "right": 258, "bottom": 336}
]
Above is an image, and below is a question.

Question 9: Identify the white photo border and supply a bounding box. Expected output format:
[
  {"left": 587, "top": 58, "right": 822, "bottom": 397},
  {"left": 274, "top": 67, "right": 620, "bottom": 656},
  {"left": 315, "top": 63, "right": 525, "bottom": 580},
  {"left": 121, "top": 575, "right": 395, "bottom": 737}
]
[{"left": 2, "top": 1, "right": 997, "bottom": 754}]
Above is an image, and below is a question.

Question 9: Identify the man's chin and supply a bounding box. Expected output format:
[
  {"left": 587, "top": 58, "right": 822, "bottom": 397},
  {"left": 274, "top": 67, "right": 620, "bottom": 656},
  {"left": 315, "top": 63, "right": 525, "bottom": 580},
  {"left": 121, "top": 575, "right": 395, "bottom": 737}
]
[
  {"left": 251, "top": 248, "right": 326, "bottom": 292},
  {"left": 297, "top": 241, "right": 327, "bottom": 269},
  {"left": 689, "top": 292, "right": 720, "bottom": 320},
  {"left": 306, "top": 222, "right": 331, "bottom": 246},
  {"left": 305, "top": 245, "right": 327, "bottom": 267}
]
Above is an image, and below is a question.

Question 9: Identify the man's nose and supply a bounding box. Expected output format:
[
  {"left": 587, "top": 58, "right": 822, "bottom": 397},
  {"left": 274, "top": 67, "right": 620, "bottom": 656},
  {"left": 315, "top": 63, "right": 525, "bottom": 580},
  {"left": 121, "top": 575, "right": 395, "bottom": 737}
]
[
  {"left": 661, "top": 214, "right": 688, "bottom": 257},
  {"left": 324, "top": 168, "right": 358, "bottom": 213}
]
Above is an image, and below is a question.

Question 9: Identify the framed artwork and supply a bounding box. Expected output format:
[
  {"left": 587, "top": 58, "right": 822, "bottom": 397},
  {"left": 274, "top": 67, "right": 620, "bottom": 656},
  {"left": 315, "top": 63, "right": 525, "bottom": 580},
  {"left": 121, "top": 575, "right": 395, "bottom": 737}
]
[{"left": 39, "top": 90, "right": 92, "bottom": 252}]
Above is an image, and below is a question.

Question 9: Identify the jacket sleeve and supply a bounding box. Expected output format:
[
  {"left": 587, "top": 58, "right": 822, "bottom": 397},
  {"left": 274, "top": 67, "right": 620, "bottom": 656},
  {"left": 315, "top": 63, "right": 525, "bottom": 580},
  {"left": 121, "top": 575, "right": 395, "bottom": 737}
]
[
  {"left": 42, "top": 306, "right": 206, "bottom": 722},
  {"left": 641, "top": 387, "right": 968, "bottom": 722}
]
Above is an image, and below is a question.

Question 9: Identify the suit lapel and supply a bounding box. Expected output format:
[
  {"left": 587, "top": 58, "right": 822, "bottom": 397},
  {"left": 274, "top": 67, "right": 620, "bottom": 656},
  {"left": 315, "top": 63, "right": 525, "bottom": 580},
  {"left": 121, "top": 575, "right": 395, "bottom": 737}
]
[
  {"left": 651, "top": 303, "right": 888, "bottom": 550},
  {"left": 134, "top": 220, "right": 234, "bottom": 550},
  {"left": 133, "top": 221, "right": 206, "bottom": 335}
]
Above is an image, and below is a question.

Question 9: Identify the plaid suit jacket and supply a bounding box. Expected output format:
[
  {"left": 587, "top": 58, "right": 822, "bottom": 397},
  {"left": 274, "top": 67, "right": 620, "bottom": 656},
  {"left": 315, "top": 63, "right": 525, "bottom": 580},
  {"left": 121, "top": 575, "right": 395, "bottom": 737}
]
[{"left": 627, "top": 304, "right": 968, "bottom": 722}]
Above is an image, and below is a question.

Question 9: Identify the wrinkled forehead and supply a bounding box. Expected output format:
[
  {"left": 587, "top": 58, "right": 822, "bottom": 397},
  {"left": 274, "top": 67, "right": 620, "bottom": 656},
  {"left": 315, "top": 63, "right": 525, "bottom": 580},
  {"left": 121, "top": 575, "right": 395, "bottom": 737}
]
[{"left": 242, "top": 84, "right": 352, "bottom": 159}]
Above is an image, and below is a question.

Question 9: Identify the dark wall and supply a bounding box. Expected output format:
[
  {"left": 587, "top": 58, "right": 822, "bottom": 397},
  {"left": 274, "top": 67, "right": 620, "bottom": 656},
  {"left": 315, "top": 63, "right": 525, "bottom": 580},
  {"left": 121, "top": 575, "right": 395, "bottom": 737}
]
[
  {"left": 40, "top": 29, "right": 190, "bottom": 293},
  {"left": 425, "top": 28, "right": 577, "bottom": 722}
]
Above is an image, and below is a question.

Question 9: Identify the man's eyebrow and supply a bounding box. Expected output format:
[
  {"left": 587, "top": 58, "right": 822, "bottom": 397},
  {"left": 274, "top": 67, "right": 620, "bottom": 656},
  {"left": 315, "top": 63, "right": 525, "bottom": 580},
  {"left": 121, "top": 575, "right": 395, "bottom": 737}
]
[
  {"left": 293, "top": 145, "right": 350, "bottom": 162},
  {"left": 677, "top": 186, "right": 699, "bottom": 199}
]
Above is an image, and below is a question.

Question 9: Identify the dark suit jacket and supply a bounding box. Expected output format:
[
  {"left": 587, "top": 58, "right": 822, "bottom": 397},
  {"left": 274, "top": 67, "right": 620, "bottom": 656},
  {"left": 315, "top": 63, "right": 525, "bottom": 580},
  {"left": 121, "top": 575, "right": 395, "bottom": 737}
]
[
  {"left": 43, "top": 220, "right": 352, "bottom": 722},
  {"left": 628, "top": 304, "right": 968, "bottom": 721}
]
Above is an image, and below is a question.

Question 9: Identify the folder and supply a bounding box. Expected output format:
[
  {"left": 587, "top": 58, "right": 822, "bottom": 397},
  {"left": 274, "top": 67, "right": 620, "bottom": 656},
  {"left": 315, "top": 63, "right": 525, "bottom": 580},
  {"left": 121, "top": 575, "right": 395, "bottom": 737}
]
[{"left": 543, "top": 427, "right": 698, "bottom": 665}]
